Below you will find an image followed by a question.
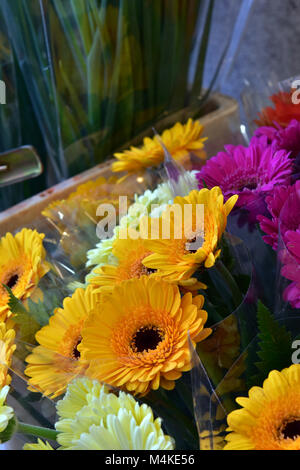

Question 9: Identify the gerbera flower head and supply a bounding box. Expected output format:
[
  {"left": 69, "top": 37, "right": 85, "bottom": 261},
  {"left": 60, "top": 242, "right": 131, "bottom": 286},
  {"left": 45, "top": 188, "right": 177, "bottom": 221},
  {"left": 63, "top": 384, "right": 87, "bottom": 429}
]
[
  {"left": 196, "top": 143, "right": 292, "bottom": 219},
  {"left": 79, "top": 276, "right": 211, "bottom": 395},
  {"left": 141, "top": 187, "right": 238, "bottom": 281},
  {"left": 25, "top": 287, "right": 99, "bottom": 398},
  {"left": 89, "top": 232, "right": 156, "bottom": 293},
  {"left": 255, "top": 90, "right": 300, "bottom": 128},
  {"left": 42, "top": 176, "right": 120, "bottom": 226},
  {"left": 281, "top": 229, "right": 300, "bottom": 309},
  {"left": 85, "top": 180, "right": 175, "bottom": 274},
  {"left": 251, "top": 125, "right": 278, "bottom": 145},
  {"left": 253, "top": 120, "right": 300, "bottom": 164},
  {"left": 55, "top": 377, "right": 174, "bottom": 450},
  {"left": 272, "top": 119, "right": 300, "bottom": 159},
  {"left": 112, "top": 119, "right": 207, "bottom": 175},
  {"left": 0, "top": 229, "right": 50, "bottom": 320},
  {"left": 224, "top": 364, "right": 300, "bottom": 450},
  {"left": 257, "top": 185, "right": 295, "bottom": 250}
]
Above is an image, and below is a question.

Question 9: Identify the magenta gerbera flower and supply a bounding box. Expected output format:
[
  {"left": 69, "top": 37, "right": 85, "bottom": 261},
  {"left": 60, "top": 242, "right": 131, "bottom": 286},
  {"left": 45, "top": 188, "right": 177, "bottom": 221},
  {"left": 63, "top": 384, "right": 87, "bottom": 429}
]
[
  {"left": 258, "top": 181, "right": 300, "bottom": 251},
  {"left": 251, "top": 126, "right": 278, "bottom": 146},
  {"left": 257, "top": 185, "right": 294, "bottom": 250},
  {"left": 252, "top": 120, "right": 300, "bottom": 179},
  {"left": 281, "top": 230, "right": 300, "bottom": 309},
  {"left": 196, "top": 142, "right": 293, "bottom": 219},
  {"left": 273, "top": 119, "right": 300, "bottom": 158}
]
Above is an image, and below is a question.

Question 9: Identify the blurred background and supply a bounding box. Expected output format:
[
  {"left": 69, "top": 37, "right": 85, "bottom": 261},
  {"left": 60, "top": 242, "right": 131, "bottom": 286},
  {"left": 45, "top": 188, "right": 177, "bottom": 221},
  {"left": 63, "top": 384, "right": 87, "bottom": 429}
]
[{"left": 0, "top": 0, "right": 299, "bottom": 211}]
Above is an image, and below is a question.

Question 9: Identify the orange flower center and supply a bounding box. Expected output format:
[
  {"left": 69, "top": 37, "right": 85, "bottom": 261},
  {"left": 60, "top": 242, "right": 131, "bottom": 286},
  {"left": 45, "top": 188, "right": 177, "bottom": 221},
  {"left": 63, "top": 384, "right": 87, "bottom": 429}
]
[
  {"left": 250, "top": 391, "right": 300, "bottom": 450},
  {"left": 58, "top": 323, "right": 84, "bottom": 361},
  {"left": 110, "top": 307, "right": 177, "bottom": 366},
  {"left": 117, "top": 251, "right": 156, "bottom": 281}
]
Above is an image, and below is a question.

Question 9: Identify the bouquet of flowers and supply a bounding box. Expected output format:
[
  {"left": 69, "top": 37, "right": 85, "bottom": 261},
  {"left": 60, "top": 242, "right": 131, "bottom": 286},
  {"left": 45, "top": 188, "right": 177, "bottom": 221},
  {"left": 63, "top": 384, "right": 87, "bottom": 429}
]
[{"left": 1, "top": 96, "right": 300, "bottom": 451}]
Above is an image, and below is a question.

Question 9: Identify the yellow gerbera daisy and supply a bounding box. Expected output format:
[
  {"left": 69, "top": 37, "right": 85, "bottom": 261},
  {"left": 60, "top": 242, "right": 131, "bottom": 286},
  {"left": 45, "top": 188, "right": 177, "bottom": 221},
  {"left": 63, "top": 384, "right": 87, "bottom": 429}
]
[
  {"left": 55, "top": 377, "right": 174, "bottom": 450},
  {"left": 141, "top": 187, "right": 238, "bottom": 282},
  {"left": 224, "top": 364, "right": 300, "bottom": 450},
  {"left": 112, "top": 119, "right": 207, "bottom": 175},
  {"left": 89, "top": 229, "right": 207, "bottom": 294},
  {"left": 0, "top": 321, "right": 16, "bottom": 389},
  {"left": 25, "top": 287, "right": 99, "bottom": 398},
  {"left": 0, "top": 229, "right": 50, "bottom": 320},
  {"left": 79, "top": 276, "right": 211, "bottom": 395},
  {"left": 88, "top": 230, "right": 156, "bottom": 293},
  {"left": 42, "top": 175, "right": 120, "bottom": 226}
]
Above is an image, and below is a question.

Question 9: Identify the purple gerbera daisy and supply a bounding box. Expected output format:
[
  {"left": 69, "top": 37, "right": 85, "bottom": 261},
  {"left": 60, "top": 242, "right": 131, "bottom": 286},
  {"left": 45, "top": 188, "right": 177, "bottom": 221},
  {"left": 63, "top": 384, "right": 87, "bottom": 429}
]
[
  {"left": 281, "top": 229, "right": 300, "bottom": 309},
  {"left": 273, "top": 119, "right": 300, "bottom": 158},
  {"left": 257, "top": 185, "right": 294, "bottom": 250},
  {"left": 196, "top": 142, "right": 293, "bottom": 220},
  {"left": 252, "top": 120, "right": 300, "bottom": 180},
  {"left": 258, "top": 181, "right": 300, "bottom": 251}
]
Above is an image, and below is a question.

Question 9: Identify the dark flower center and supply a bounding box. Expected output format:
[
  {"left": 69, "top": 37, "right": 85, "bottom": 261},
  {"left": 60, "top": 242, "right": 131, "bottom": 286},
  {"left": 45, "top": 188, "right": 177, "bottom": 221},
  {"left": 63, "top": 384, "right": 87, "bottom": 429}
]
[
  {"left": 281, "top": 419, "right": 300, "bottom": 440},
  {"left": 144, "top": 267, "right": 157, "bottom": 275},
  {"left": 186, "top": 236, "right": 198, "bottom": 253},
  {"left": 131, "top": 326, "right": 163, "bottom": 353},
  {"left": 6, "top": 274, "right": 19, "bottom": 289},
  {"left": 72, "top": 337, "right": 82, "bottom": 360},
  {"left": 186, "top": 234, "right": 204, "bottom": 253}
]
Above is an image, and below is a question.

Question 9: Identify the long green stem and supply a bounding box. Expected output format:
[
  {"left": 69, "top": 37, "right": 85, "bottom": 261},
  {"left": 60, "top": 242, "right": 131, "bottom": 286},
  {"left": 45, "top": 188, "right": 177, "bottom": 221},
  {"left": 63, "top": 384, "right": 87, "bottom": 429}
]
[
  {"left": 17, "top": 422, "right": 58, "bottom": 441},
  {"left": 215, "top": 260, "right": 243, "bottom": 309}
]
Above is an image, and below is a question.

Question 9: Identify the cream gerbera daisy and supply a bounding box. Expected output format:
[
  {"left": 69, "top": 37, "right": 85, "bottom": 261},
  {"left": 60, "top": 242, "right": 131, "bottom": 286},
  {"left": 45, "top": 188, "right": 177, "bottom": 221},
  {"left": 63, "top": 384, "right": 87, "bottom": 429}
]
[
  {"left": 0, "top": 386, "right": 14, "bottom": 434},
  {"left": 224, "top": 364, "right": 300, "bottom": 450},
  {"left": 0, "top": 229, "right": 50, "bottom": 320},
  {"left": 25, "top": 287, "right": 99, "bottom": 398},
  {"left": 79, "top": 276, "right": 211, "bottom": 395},
  {"left": 55, "top": 377, "right": 174, "bottom": 450},
  {"left": 141, "top": 187, "right": 238, "bottom": 282},
  {"left": 112, "top": 119, "right": 207, "bottom": 175}
]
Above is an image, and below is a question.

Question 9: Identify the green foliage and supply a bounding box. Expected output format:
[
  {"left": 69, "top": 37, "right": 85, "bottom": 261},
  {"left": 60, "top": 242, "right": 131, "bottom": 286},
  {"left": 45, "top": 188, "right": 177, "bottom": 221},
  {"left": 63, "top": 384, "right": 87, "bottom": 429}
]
[
  {"left": 3, "top": 285, "right": 28, "bottom": 316},
  {"left": 0, "top": 416, "right": 18, "bottom": 444},
  {"left": 2, "top": 285, "right": 40, "bottom": 344},
  {"left": 26, "top": 299, "right": 52, "bottom": 328},
  {"left": 248, "top": 302, "right": 292, "bottom": 388}
]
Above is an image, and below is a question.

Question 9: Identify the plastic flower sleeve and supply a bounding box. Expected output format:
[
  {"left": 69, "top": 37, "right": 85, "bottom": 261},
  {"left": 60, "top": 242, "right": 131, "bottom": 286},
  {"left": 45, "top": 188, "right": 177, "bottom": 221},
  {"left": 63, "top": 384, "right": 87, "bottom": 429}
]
[
  {"left": 241, "top": 74, "right": 300, "bottom": 136},
  {"left": 189, "top": 337, "right": 227, "bottom": 450},
  {"left": 41, "top": 174, "right": 150, "bottom": 274}
]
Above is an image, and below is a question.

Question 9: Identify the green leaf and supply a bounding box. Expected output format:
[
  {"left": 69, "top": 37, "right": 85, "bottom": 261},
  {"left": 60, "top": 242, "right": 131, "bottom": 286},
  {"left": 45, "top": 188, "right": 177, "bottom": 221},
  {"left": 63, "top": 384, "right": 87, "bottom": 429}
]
[
  {"left": 26, "top": 299, "right": 51, "bottom": 327},
  {"left": 0, "top": 416, "right": 17, "bottom": 444},
  {"left": 249, "top": 301, "right": 292, "bottom": 387},
  {"left": 2, "top": 284, "right": 40, "bottom": 344},
  {"left": 2, "top": 284, "right": 27, "bottom": 316}
]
